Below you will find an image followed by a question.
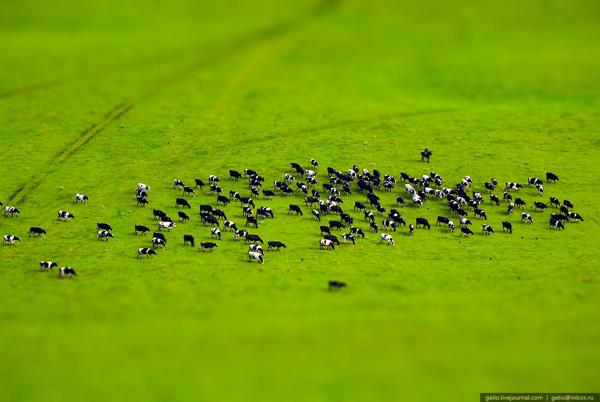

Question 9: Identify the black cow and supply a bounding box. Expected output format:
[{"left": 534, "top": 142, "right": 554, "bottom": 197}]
[
  {"left": 324, "top": 234, "right": 340, "bottom": 245},
  {"left": 202, "top": 215, "right": 219, "bottom": 226},
  {"left": 137, "top": 247, "right": 157, "bottom": 258},
  {"left": 320, "top": 226, "right": 331, "bottom": 235},
  {"left": 370, "top": 221, "right": 378, "bottom": 232},
  {"left": 502, "top": 221, "right": 512, "bottom": 234},
  {"left": 328, "top": 281, "right": 346, "bottom": 290},
  {"left": 288, "top": 204, "right": 303, "bottom": 215},
  {"left": 217, "top": 195, "right": 230, "bottom": 205},
  {"left": 396, "top": 196, "right": 404, "bottom": 207},
  {"left": 550, "top": 197, "right": 560, "bottom": 207},
  {"left": 173, "top": 179, "right": 185, "bottom": 189},
  {"left": 268, "top": 241, "right": 286, "bottom": 250},
  {"left": 195, "top": 178, "right": 205, "bottom": 189},
  {"left": 416, "top": 217, "right": 430, "bottom": 229},
  {"left": 230, "top": 170, "right": 242, "bottom": 180},
  {"left": 135, "top": 225, "right": 150, "bottom": 235},
  {"left": 436, "top": 216, "right": 449, "bottom": 226},
  {"left": 97, "top": 222, "right": 112, "bottom": 231},
  {"left": 136, "top": 196, "right": 149, "bottom": 207},
  {"left": 461, "top": 227, "right": 474, "bottom": 237},
  {"left": 490, "top": 194, "right": 500, "bottom": 206},
  {"left": 482, "top": 224, "right": 494, "bottom": 235},
  {"left": 420, "top": 148, "right": 432, "bottom": 163},
  {"left": 263, "top": 190, "right": 275, "bottom": 199},
  {"left": 563, "top": 200, "right": 574, "bottom": 209},
  {"left": 176, "top": 198, "right": 191, "bottom": 208},
  {"left": 353, "top": 201, "right": 365, "bottom": 211},
  {"left": 199, "top": 204, "right": 213, "bottom": 213},
  {"left": 153, "top": 209, "right": 166, "bottom": 220},
  {"left": 329, "top": 220, "right": 344, "bottom": 230},
  {"left": 199, "top": 242, "right": 218, "bottom": 252},
  {"left": 546, "top": 172, "right": 559, "bottom": 183},
  {"left": 569, "top": 212, "right": 584, "bottom": 222},
  {"left": 183, "top": 234, "right": 195, "bottom": 246},
  {"left": 473, "top": 208, "right": 487, "bottom": 220},
  {"left": 245, "top": 234, "right": 263, "bottom": 244},
  {"left": 183, "top": 186, "right": 195, "bottom": 197},
  {"left": 178, "top": 211, "right": 190, "bottom": 221},
  {"left": 534, "top": 201, "right": 547, "bottom": 211},
  {"left": 29, "top": 227, "right": 47, "bottom": 237},
  {"left": 246, "top": 216, "right": 259, "bottom": 228}
]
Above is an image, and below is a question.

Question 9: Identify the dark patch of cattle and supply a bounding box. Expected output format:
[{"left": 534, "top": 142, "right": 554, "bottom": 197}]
[
  {"left": 195, "top": 178, "right": 205, "bottom": 188},
  {"left": 329, "top": 220, "right": 344, "bottom": 230},
  {"left": 245, "top": 234, "right": 263, "bottom": 244},
  {"left": 40, "top": 261, "right": 58, "bottom": 271},
  {"left": 199, "top": 204, "right": 213, "bottom": 213},
  {"left": 59, "top": 267, "right": 77, "bottom": 278},
  {"left": 420, "top": 148, "right": 432, "bottom": 163},
  {"left": 246, "top": 216, "right": 259, "bottom": 228},
  {"left": 97, "top": 222, "right": 112, "bottom": 231},
  {"left": 268, "top": 241, "right": 286, "bottom": 250},
  {"left": 436, "top": 216, "right": 449, "bottom": 226},
  {"left": 230, "top": 170, "right": 242, "bottom": 180},
  {"left": 461, "top": 227, "right": 474, "bottom": 237},
  {"left": 29, "top": 227, "right": 47, "bottom": 237},
  {"left": 137, "top": 196, "right": 149, "bottom": 207},
  {"left": 546, "top": 172, "right": 559, "bottom": 183},
  {"left": 288, "top": 204, "right": 303, "bottom": 215},
  {"left": 137, "top": 247, "right": 157, "bottom": 258},
  {"left": 183, "top": 234, "right": 195, "bottom": 246},
  {"left": 183, "top": 186, "right": 195, "bottom": 197},
  {"left": 176, "top": 198, "right": 191, "bottom": 208},
  {"left": 534, "top": 201, "right": 547, "bottom": 211},
  {"left": 178, "top": 211, "right": 190, "bottom": 221},
  {"left": 473, "top": 208, "right": 487, "bottom": 220},
  {"left": 153, "top": 209, "right": 166, "bottom": 220},
  {"left": 324, "top": 234, "right": 340, "bottom": 245},
  {"left": 502, "top": 221, "right": 512, "bottom": 234},
  {"left": 200, "top": 242, "right": 218, "bottom": 252},
  {"left": 328, "top": 281, "right": 346, "bottom": 290},
  {"left": 135, "top": 225, "right": 150, "bottom": 235},
  {"left": 416, "top": 217, "right": 430, "bottom": 229}
]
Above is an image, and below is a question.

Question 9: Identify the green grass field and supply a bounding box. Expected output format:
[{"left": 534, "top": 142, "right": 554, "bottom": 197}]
[{"left": 1, "top": 1, "right": 599, "bottom": 401}]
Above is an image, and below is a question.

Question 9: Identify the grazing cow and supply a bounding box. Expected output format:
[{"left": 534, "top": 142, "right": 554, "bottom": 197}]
[
  {"left": 563, "top": 200, "right": 574, "bottom": 209},
  {"left": 216, "top": 195, "right": 230, "bottom": 206},
  {"left": 473, "top": 208, "right": 486, "bottom": 220},
  {"left": 340, "top": 213, "right": 353, "bottom": 227},
  {"left": 560, "top": 205, "right": 569, "bottom": 216},
  {"left": 242, "top": 206, "right": 253, "bottom": 217},
  {"left": 284, "top": 173, "right": 296, "bottom": 183},
  {"left": 176, "top": 198, "right": 191, "bottom": 209},
  {"left": 436, "top": 216, "right": 449, "bottom": 226},
  {"left": 202, "top": 215, "right": 219, "bottom": 226},
  {"left": 178, "top": 211, "right": 190, "bottom": 222},
  {"left": 505, "top": 182, "right": 522, "bottom": 191},
  {"left": 199, "top": 204, "right": 213, "bottom": 214},
  {"left": 237, "top": 196, "right": 256, "bottom": 208},
  {"left": 349, "top": 227, "right": 365, "bottom": 238},
  {"left": 244, "top": 169, "right": 257, "bottom": 177},
  {"left": 249, "top": 244, "right": 264, "bottom": 255},
  {"left": 364, "top": 210, "right": 375, "bottom": 222},
  {"left": 136, "top": 189, "right": 148, "bottom": 199},
  {"left": 29, "top": 227, "right": 47, "bottom": 237},
  {"left": 133, "top": 225, "right": 149, "bottom": 235},
  {"left": 136, "top": 196, "right": 149, "bottom": 207},
  {"left": 521, "top": 213, "right": 533, "bottom": 223},
  {"left": 381, "top": 219, "right": 397, "bottom": 231},
  {"left": 328, "top": 281, "right": 346, "bottom": 290},
  {"left": 312, "top": 209, "right": 321, "bottom": 221},
  {"left": 546, "top": 172, "right": 559, "bottom": 183},
  {"left": 568, "top": 212, "right": 584, "bottom": 222},
  {"left": 257, "top": 206, "right": 273, "bottom": 219},
  {"left": 246, "top": 216, "right": 258, "bottom": 228},
  {"left": 447, "top": 221, "right": 455, "bottom": 232},
  {"left": 380, "top": 233, "right": 395, "bottom": 245},
  {"left": 97, "top": 230, "right": 113, "bottom": 241},
  {"left": 153, "top": 209, "right": 166, "bottom": 220},
  {"left": 248, "top": 251, "right": 264, "bottom": 264},
  {"left": 370, "top": 221, "right": 378, "bottom": 232},
  {"left": 223, "top": 221, "right": 237, "bottom": 232},
  {"left": 415, "top": 217, "right": 430, "bottom": 229},
  {"left": 502, "top": 221, "right": 512, "bottom": 234},
  {"left": 97, "top": 222, "right": 112, "bottom": 231},
  {"left": 461, "top": 227, "right": 474, "bottom": 237},
  {"left": 551, "top": 219, "right": 565, "bottom": 230},
  {"left": 534, "top": 201, "right": 547, "bottom": 211},
  {"left": 503, "top": 192, "right": 512, "bottom": 202},
  {"left": 153, "top": 232, "right": 166, "bottom": 242},
  {"left": 208, "top": 175, "right": 220, "bottom": 184},
  {"left": 550, "top": 197, "right": 561, "bottom": 207},
  {"left": 507, "top": 202, "right": 515, "bottom": 215},
  {"left": 137, "top": 247, "right": 157, "bottom": 258},
  {"left": 40, "top": 261, "right": 58, "bottom": 271},
  {"left": 515, "top": 198, "right": 526, "bottom": 209},
  {"left": 320, "top": 238, "right": 335, "bottom": 250},
  {"left": 3, "top": 235, "right": 21, "bottom": 245},
  {"left": 234, "top": 229, "right": 248, "bottom": 241},
  {"left": 152, "top": 237, "right": 166, "bottom": 248},
  {"left": 528, "top": 177, "right": 543, "bottom": 186},
  {"left": 4, "top": 206, "right": 20, "bottom": 217},
  {"left": 195, "top": 178, "right": 205, "bottom": 189},
  {"left": 288, "top": 204, "right": 303, "bottom": 215},
  {"left": 137, "top": 183, "right": 150, "bottom": 192},
  {"left": 229, "top": 170, "right": 242, "bottom": 180},
  {"left": 183, "top": 234, "right": 195, "bottom": 246},
  {"left": 460, "top": 217, "right": 472, "bottom": 226},
  {"left": 407, "top": 223, "right": 415, "bottom": 236},
  {"left": 159, "top": 221, "right": 176, "bottom": 231},
  {"left": 181, "top": 186, "right": 195, "bottom": 197},
  {"left": 341, "top": 233, "right": 355, "bottom": 245},
  {"left": 57, "top": 210, "right": 75, "bottom": 221},
  {"left": 482, "top": 224, "right": 494, "bottom": 235},
  {"left": 173, "top": 179, "right": 185, "bottom": 189},
  {"left": 59, "top": 267, "right": 77, "bottom": 278},
  {"left": 268, "top": 241, "right": 286, "bottom": 251},
  {"left": 490, "top": 194, "right": 500, "bottom": 206},
  {"left": 263, "top": 190, "right": 275, "bottom": 199},
  {"left": 209, "top": 184, "right": 222, "bottom": 194},
  {"left": 245, "top": 234, "right": 263, "bottom": 244},
  {"left": 536, "top": 184, "right": 544, "bottom": 196},
  {"left": 310, "top": 159, "right": 319, "bottom": 168},
  {"left": 329, "top": 220, "right": 344, "bottom": 230},
  {"left": 75, "top": 193, "right": 88, "bottom": 204},
  {"left": 324, "top": 234, "right": 341, "bottom": 245},
  {"left": 420, "top": 148, "right": 432, "bottom": 163},
  {"left": 199, "top": 242, "right": 218, "bottom": 252},
  {"left": 211, "top": 228, "right": 222, "bottom": 239}
]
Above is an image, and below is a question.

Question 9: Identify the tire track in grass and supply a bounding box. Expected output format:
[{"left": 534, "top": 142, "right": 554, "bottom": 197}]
[{"left": 5, "top": 0, "right": 338, "bottom": 204}]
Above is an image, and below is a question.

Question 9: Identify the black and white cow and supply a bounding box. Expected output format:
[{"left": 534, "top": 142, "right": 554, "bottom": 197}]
[
  {"left": 268, "top": 241, "right": 286, "bottom": 250},
  {"left": 507, "top": 202, "right": 515, "bottom": 215},
  {"left": 502, "top": 221, "right": 512, "bottom": 234},
  {"left": 521, "top": 213, "right": 533, "bottom": 223},
  {"left": 234, "top": 230, "right": 248, "bottom": 241},
  {"left": 153, "top": 232, "right": 166, "bottom": 242},
  {"left": 312, "top": 209, "right": 321, "bottom": 221},
  {"left": 341, "top": 233, "right": 355, "bottom": 245},
  {"left": 208, "top": 175, "right": 220, "bottom": 184},
  {"left": 288, "top": 204, "right": 303, "bottom": 215},
  {"left": 536, "top": 184, "right": 544, "bottom": 196},
  {"left": 246, "top": 216, "right": 258, "bottom": 228},
  {"left": 505, "top": 182, "right": 522, "bottom": 191},
  {"left": 407, "top": 223, "right": 415, "bottom": 236},
  {"left": 528, "top": 177, "right": 543, "bottom": 186},
  {"left": 97, "top": 230, "right": 113, "bottom": 241},
  {"left": 263, "top": 190, "right": 275, "bottom": 199},
  {"left": 310, "top": 159, "right": 319, "bottom": 168},
  {"left": 137, "top": 183, "right": 150, "bottom": 192},
  {"left": 3, "top": 235, "right": 21, "bottom": 245},
  {"left": 159, "top": 221, "right": 176, "bottom": 231},
  {"left": 137, "top": 247, "right": 157, "bottom": 258},
  {"left": 199, "top": 242, "right": 218, "bottom": 252},
  {"left": 183, "top": 186, "right": 195, "bottom": 197},
  {"left": 249, "top": 244, "right": 264, "bottom": 255},
  {"left": 248, "top": 251, "right": 264, "bottom": 264},
  {"left": 473, "top": 208, "right": 487, "bottom": 220},
  {"left": 550, "top": 197, "right": 561, "bottom": 208},
  {"left": 349, "top": 226, "right": 365, "bottom": 238},
  {"left": 209, "top": 184, "right": 222, "bottom": 194},
  {"left": 381, "top": 219, "right": 397, "bottom": 231},
  {"left": 152, "top": 237, "right": 166, "bottom": 248},
  {"left": 4, "top": 206, "right": 20, "bottom": 217},
  {"left": 563, "top": 200, "right": 574, "bottom": 209},
  {"left": 416, "top": 217, "right": 430, "bottom": 229},
  {"left": 29, "top": 227, "right": 47, "bottom": 237},
  {"left": 173, "top": 179, "right": 185, "bottom": 189},
  {"left": 178, "top": 211, "right": 190, "bottom": 222},
  {"left": 490, "top": 194, "right": 500, "bottom": 206},
  {"left": 59, "top": 267, "right": 77, "bottom": 278},
  {"left": 137, "top": 196, "right": 149, "bottom": 207},
  {"left": 447, "top": 221, "right": 455, "bottom": 232},
  {"left": 568, "top": 212, "right": 584, "bottom": 222},
  {"left": 210, "top": 228, "right": 222, "bottom": 239},
  {"left": 176, "top": 198, "right": 191, "bottom": 208},
  {"left": 460, "top": 217, "right": 472, "bottom": 227},
  {"left": 320, "top": 239, "right": 335, "bottom": 250},
  {"left": 183, "top": 234, "right": 195, "bottom": 246},
  {"left": 75, "top": 193, "right": 88, "bottom": 204},
  {"left": 40, "top": 261, "right": 58, "bottom": 271},
  {"left": 223, "top": 221, "right": 237, "bottom": 232},
  {"left": 482, "top": 224, "right": 494, "bottom": 235},
  {"left": 546, "top": 172, "right": 559, "bottom": 183},
  {"left": 380, "top": 233, "right": 395, "bottom": 245},
  {"left": 257, "top": 206, "right": 274, "bottom": 219},
  {"left": 57, "top": 210, "right": 75, "bottom": 221},
  {"left": 97, "top": 222, "right": 112, "bottom": 231}
]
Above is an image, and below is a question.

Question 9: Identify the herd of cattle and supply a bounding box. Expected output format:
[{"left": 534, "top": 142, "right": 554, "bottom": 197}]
[{"left": 1, "top": 158, "right": 584, "bottom": 276}]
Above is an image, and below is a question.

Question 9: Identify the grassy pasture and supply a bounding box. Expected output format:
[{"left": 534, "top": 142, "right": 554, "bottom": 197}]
[{"left": 0, "top": 0, "right": 599, "bottom": 401}]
